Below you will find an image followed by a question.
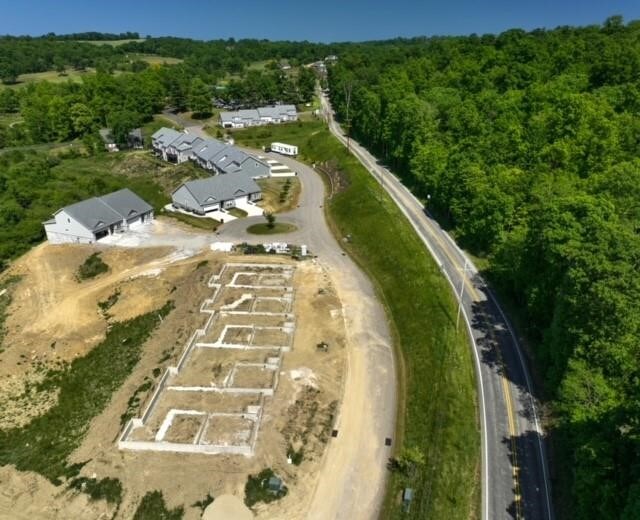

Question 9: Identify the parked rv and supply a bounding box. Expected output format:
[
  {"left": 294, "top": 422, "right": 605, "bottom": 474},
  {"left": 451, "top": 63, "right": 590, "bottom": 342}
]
[{"left": 269, "top": 142, "right": 298, "bottom": 156}]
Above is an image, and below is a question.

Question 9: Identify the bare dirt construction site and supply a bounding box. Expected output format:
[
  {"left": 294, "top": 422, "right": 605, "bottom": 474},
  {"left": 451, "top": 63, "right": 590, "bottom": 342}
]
[{"left": 0, "top": 243, "right": 347, "bottom": 519}]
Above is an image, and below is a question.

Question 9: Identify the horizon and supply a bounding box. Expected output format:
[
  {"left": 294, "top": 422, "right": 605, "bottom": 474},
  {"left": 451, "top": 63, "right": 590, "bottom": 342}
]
[{"left": 0, "top": 0, "right": 639, "bottom": 43}]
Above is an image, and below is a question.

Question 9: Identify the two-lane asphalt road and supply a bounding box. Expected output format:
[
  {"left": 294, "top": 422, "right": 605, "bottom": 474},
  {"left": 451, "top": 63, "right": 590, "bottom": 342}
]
[{"left": 320, "top": 92, "right": 554, "bottom": 520}]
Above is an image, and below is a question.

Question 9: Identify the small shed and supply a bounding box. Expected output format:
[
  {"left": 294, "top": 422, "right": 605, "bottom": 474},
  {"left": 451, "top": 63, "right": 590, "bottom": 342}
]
[
  {"left": 402, "top": 488, "right": 414, "bottom": 512},
  {"left": 267, "top": 476, "right": 283, "bottom": 493},
  {"left": 127, "top": 128, "right": 144, "bottom": 149},
  {"left": 99, "top": 128, "right": 118, "bottom": 152}
]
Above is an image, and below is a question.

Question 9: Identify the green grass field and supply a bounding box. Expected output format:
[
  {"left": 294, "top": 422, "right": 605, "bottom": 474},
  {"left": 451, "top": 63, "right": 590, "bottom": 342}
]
[
  {"left": 83, "top": 39, "right": 145, "bottom": 46},
  {"left": 126, "top": 53, "right": 183, "bottom": 65},
  {"left": 1, "top": 68, "right": 96, "bottom": 88},
  {"left": 164, "top": 211, "right": 220, "bottom": 231},
  {"left": 235, "top": 122, "right": 480, "bottom": 519}
]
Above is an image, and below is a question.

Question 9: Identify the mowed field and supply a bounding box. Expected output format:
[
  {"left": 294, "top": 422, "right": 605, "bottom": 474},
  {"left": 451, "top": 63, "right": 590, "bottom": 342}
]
[
  {"left": 1, "top": 53, "right": 181, "bottom": 89},
  {"left": 234, "top": 121, "right": 480, "bottom": 520},
  {"left": 83, "top": 39, "right": 145, "bottom": 46}
]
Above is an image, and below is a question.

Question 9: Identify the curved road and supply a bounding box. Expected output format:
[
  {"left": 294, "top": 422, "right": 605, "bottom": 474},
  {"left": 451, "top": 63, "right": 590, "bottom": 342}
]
[
  {"left": 320, "top": 93, "right": 553, "bottom": 520},
  {"left": 216, "top": 149, "right": 397, "bottom": 519}
]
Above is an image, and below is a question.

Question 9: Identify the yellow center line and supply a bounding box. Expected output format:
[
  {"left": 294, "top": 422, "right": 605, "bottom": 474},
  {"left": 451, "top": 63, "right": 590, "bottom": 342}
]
[
  {"left": 396, "top": 188, "right": 523, "bottom": 518},
  {"left": 336, "top": 122, "right": 524, "bottom": 518}
]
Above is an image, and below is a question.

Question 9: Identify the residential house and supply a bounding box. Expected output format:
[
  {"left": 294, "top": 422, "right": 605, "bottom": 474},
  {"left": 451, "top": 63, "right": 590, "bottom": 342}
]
[
  {"left": 165, "top": 133, "right": 204, "bottom": 163},
  {"left": 43, "top": 188, "right": 154, "bottom": 244},
  {"left": 172, "top": 174, "right": 262, "bottom": 215},
  {"left": 151, "top": 127, "right": 182, "bottom": 161},
  {"left": 191, "top": 138, "right": 270, "bottom": 178},
  {"left": 219, "top": 105, "right": 298, "bottom": 128}
]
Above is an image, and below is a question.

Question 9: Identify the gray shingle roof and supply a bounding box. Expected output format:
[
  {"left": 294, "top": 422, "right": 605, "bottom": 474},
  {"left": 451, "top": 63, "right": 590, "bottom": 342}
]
[
  {"left": 100, "top": 188, "right": 153, "bottom": 219},
  {"left": 58, "top": 188, "right": 152, "bottom": 232},
  {"left": 221, "top": 105, "right": 297, "bottom": 124},
  {"left": 168, "top": 134, "right": 203, "bottom": 152},
  {"left": 152, "top": 128, "right": 182, "bottom": 147},
  {"left": 193, "top": 138, "right": 230, "bottom": 162},
  {"left": 257, "top": 105, "right": 296, "bottom": 118},
  {"left": 177, "top": 175, "right": 261, "bottom": 206}
]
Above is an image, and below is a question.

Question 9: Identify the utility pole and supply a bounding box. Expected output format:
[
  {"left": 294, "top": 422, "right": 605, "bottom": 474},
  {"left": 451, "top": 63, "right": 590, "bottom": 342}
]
[
  {"left": 343, "top": 81, "right": 353, "bottom": 152},
  {"left": 456, "top": 258, "right": 469, "bottom": 330}
]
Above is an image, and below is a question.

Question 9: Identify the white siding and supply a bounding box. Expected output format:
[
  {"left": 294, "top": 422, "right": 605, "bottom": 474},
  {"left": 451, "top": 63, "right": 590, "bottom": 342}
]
[{"left": 44, "top": 210, "right": 96, "bottom": 244}]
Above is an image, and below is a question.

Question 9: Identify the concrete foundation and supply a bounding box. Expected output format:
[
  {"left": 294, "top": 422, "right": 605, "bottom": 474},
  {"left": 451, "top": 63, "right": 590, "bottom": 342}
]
[{"left": 118, "top": 262, "right": 296, "bottom": 456}]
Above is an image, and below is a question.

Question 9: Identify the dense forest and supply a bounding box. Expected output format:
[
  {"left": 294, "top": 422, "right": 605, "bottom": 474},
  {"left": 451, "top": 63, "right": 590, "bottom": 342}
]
[
  {"left": 328, "top": 16, "right": 640, "bottom": 520},
  {"left": 0, "top": 34, "right": 334, "bottom": 85},
  {"left": 0, "top": 34, "right": 321, "bottom": 149}
]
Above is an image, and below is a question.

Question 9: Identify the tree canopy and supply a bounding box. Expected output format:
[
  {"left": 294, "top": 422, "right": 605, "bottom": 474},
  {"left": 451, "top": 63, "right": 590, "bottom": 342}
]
[{"left": 327, "top": 17, "right": 640, "bottom": 519}]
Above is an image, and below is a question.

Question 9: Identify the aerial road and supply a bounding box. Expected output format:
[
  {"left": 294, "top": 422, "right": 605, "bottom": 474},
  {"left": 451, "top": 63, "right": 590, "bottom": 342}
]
[{"left": 320, "top": 92, "right": 554, "bottom": 520}]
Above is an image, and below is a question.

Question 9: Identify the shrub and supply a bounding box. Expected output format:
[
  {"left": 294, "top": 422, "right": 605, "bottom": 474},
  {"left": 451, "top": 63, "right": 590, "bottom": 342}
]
[
  {"left": 77, "top": 252, "right": 109, "bottom": 280},
  {"left": 244, "top": 468, "right": 287, "bottom": 508},
  {"left": 133, "top": 491, "right": 183, "bottom": 520}
]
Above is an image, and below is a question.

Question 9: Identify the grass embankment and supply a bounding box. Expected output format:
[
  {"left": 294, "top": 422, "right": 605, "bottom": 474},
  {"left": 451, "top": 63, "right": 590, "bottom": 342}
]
[
  {"left": 236, "top": 122, "right": 480, "bottom": 519},
  {"left": 246, "top": 223, "right": 297, "bottom": 235},
  {"left": 227, "top": 207, "right": 248, "bottom": 218},
  {"left": 0, "top": 301, "right": 174, "bottom": 484},
  {"left": 166, "top": 211, "right": 221, "bottom": 231},
  {"left": 257, "top": 177, "right": 301, "bottom": 213}
]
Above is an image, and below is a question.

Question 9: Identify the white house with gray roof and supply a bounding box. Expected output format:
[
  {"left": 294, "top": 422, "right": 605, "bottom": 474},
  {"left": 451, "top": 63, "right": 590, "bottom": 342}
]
[
  {"left": 172, "top": 175, "right": 262, "bottom": 215},
  {"left": 43, "top": 189, "right": 154, "bottom": 244},
  {"left": 219, "top": 105, "right": 298, "bottom": 128},
  {"left": 165, "top": 133, "right": 204, "bottom": 163},
  {"left": 151, "top": 128, "right": 182, "bottom": 161},
  {"left": 151, "top": 128, "right": 270, "bottom": 179},
  {"left": 193, "top": 140, "right": 270, "bottom": 177}
]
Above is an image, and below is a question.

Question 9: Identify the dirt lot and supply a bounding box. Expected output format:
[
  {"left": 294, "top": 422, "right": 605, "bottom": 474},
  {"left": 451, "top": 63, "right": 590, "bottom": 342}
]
[{"left": 0, "top": 246, "right": 347, "bottom": 519}]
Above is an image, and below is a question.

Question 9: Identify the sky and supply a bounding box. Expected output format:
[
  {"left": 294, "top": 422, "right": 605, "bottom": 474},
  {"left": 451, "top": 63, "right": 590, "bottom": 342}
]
[{"left": 0, "top": 0, "right": 639, "bottom": 42}]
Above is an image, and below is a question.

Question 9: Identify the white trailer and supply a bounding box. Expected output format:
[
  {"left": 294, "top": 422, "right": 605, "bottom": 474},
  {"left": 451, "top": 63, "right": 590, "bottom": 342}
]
[{"left": 270, "top": 142, "right": 298, "bottom": 156}]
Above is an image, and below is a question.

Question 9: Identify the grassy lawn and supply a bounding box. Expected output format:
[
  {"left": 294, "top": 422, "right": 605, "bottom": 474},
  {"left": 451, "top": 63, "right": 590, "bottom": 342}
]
[
  {"left": 1, "top": 68, "right": 96, "bottom": 88},
  {"left": 257, "top": 177, "right": 301, "bottom": 213},
  {"left": 231, "top": 121, "right": 324, "bottom": 153},
  {"left": 246, "top": 222, "right": 297, "bottom": 235},
  {"left": 235, "top": 122, "right": 480, "bottom": 520},
  {"left": 227, "top": 207, "right": 248, "bottom": 218},
  {"left": 83, "top": 39, "right": 145, "bottom": 46},
  {"left": 126, "top": 53, "right": 183, "bottom": 65},
  {"left": 163, "top": 211, "right": 220, "bottom": 231},
  {"left": 0, "top": 302, "right": 173, "bottom": 484}
]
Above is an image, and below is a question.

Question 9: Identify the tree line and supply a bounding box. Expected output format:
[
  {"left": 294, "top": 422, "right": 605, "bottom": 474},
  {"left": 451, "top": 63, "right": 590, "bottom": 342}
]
[{"left": 328, "top": 16, "right": 640, "bottom": 520}]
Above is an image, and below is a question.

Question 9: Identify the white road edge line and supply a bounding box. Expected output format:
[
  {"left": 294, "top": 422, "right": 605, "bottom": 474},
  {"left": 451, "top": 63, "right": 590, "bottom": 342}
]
[{"left": 325, "top": 107, "right": 490, "bottom": 520}]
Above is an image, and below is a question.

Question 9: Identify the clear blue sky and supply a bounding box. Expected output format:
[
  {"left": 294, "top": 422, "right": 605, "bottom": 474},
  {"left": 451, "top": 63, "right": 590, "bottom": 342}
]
[{"left": 1, "top": 0, "right": 639, "bottom": 42}]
